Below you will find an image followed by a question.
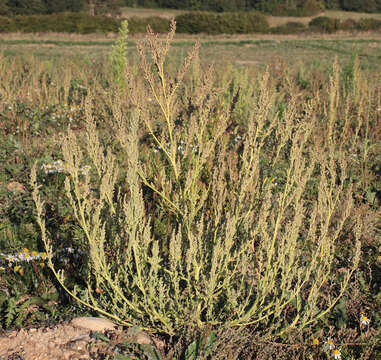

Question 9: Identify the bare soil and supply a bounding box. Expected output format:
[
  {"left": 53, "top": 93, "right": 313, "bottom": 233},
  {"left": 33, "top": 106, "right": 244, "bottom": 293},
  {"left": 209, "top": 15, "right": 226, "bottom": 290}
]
[{"left": 0, "top": 322, "right": 127, "bottom": 360}]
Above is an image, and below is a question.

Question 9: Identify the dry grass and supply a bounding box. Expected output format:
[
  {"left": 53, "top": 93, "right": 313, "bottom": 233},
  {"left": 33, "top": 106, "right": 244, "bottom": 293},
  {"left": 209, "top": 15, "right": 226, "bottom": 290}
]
[
  {"left": 267, "top": 13, "right": 325, "bottom": 26},
  {"left": 2, "top": 32, "right": 381, "bottom": 73},
  {"left": 2, "top": 29, "right": 381, "bottom": 43},
  {"left": 119, "top": 7, "right": 381, "bottom": 27},
  {"left": 267, "top": 10, "right": 381, "bottom": 26},
  {"left": 121, "top": 6, "right": 186, "bottom": 19},
  {"left": 324, "top": 10, "right": 381, "bottom": 21}
]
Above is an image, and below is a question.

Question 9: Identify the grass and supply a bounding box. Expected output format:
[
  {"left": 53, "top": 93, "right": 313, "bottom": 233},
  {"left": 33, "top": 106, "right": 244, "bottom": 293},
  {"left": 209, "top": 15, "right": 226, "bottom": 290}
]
[
  {"left": 267, "top": 9, "right": 381, "bottom": 26},
  {"left": 119, "top": 7, "right": 381, "bottom": 26},
  {"left": 1, "top": 33, "right": 381, "bottom": 71},
  {"left": 0, "top": 23, "right": 380, "bottom": 359},
  {"left": 121, "top": 6, "right": 186, "bottom": 19}
]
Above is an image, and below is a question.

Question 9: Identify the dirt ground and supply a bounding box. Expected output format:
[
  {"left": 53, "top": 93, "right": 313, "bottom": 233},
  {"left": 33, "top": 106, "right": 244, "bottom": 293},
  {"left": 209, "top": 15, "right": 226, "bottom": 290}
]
[
  {"left": 0, "top": 321, "right": 161, "bottom": 360},
  {"left": 0, "top": 322, "right": 107, "bottom": 360}
]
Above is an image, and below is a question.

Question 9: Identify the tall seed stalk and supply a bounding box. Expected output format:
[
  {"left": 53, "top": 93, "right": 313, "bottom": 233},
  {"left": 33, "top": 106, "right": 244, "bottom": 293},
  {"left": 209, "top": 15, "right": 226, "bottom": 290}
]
[{"left": 31, "top": 21, "right": 361, "bottom": 340}]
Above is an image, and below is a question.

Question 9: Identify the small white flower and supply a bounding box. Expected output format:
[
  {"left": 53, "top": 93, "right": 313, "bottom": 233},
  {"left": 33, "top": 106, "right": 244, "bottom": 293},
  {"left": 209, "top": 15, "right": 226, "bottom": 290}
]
[
  {"left": 234, "top": 135, "right": 242, "bottom": 143},
  {"left": 5, "top": 255, "right": 16, "bottom": 263},
  {"left": 325, "top": 338, "right": 335, "bottom": 350},
  {"left": 360, "top": 314, "right": 370, "bottom": 326},
  {"left": 17, "top": 253, "right": 27, "bottom": 261},
  {"left": 332, "top": 348, "right": 341, "bottom": 359}
]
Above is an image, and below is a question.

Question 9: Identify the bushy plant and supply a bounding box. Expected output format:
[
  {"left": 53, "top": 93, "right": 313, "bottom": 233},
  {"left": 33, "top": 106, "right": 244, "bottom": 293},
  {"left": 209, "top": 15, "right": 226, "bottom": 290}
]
[
  {"left": 357, "top": 17, "right": 381, "bottom": 31},
  {"left": 128, "top": 16, "right": 171, "bottom": 34},
  {"left": 341, "top": 0, "right": 381, "bottom": 12},
  {"left": 175, "top": 11, "right": 269, "bottom": 34},
  {"left": 31, "top": 21, "right": 363, "bottom": 346},
  {"left": 270, "top": 21, "right": 307, "bottom": 34},
  {"left": 109, "top": 20, "right": 129, "bottom": 91},
  {"left": 269, "top": 0, "right": 324, "bottom": 16},
  {"left": 0, "top": 16, "right": 13, "bottom": 33},
  {"left": 299, "top": 0, "right": 325, "bottom": 16},
  {"left": 309, "top": 16, "right": 340, "bottom": 33},
  {"left": 339, "top": 18, "right": 358, "bottom": 31},
  {"left": 0, "top": 13, "right": 170, "bottom": 34}
]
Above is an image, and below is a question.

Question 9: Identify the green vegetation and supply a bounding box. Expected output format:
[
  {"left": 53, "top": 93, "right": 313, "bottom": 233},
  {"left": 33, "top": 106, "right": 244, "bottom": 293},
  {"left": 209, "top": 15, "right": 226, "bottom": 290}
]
[
  {"left": 175, "top": 11, "right": 269, "bottom": 34},
  {"left": 0, "top": 21, "right": 380, "bottom": 359},
  {"left": 0, "top": 13, "right": 171, "bottom": 34},
  {"left": 125, "top": 0, "right": 381, "bottom": 14},
  {"left": 2, "top": 0, "right": 381, "bottom": 20},
  {"left": 309, "top": 15, "right": 340, "bottom": 33},
  {"left": 0, "top": 0, "right": 120, "bottom": 16},
  {"left": 2, "top": 37, "right": 381, "bottom": 73},
  {"left": 1, "top": 11, "right": 381, "bottom": 35}
]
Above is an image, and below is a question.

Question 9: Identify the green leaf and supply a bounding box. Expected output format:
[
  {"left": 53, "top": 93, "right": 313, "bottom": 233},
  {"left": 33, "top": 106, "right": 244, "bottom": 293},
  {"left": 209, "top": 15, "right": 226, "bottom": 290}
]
[
  {"left": 92, "top": 331, "right": 111, "bottom": 342},
  {"left": 113, "top": 354, "right": 136, "bottom": 360},
  {"left": 185, "top": 332, "right": 216, "bottom": 359},
  {"left": 366, "top": 189, "right": 376, "bottom": 205},
  {"left": 140, "top": 344, "right": 161, "bottom": 360},
  {"left": 202, "top": 332, "right": 217, "bottom": 355},
  {"left": 5, "top": 297, "right": 16, "bottom": 328},
  {"left": 184, "top": 338, "right": 200, "bottom": 359}
]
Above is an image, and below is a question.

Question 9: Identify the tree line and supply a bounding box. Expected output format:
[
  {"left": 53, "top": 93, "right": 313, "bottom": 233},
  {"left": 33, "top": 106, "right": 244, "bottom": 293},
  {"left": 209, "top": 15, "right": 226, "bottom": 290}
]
[
  {"left": 0, "top": 0, "right": 121, "bottom": 15},
  {"left": 1, "top": 0, "right": 380, "bottom": 16},
  {"left": 127, "top": 0, "right": 381, "bottom": 14}
]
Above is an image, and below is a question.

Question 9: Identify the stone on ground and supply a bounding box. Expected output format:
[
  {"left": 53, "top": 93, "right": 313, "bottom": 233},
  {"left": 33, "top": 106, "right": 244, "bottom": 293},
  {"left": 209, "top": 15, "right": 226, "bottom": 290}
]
[{"left": 71, "top": 317, "right": 117, "bottom": 332}]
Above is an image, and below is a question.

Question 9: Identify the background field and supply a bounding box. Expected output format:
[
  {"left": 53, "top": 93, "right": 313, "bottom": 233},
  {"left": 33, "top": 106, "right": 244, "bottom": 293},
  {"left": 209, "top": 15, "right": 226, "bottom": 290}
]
[
  {"left": 1, "top": 32, "right": 381, "bottom": 73},
  {"left": 2, "top": 8, "right": 381, "bottom": 70},
  {"left": 119, "top": 7, "right": 381, "bottom": 26},
  {"left": 120, "top": 8, "right": 381, "bottom": 20}
]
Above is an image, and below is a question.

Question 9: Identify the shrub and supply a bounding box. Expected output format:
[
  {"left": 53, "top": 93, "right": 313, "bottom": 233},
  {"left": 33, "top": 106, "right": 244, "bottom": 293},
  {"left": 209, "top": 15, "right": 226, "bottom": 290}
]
[
  {"left": 270, "top": 21, "right": 307, "bottom": 34},
  {"left": 0, "top": 1, "right": 10, "bottom": 16},
  {"left": 339, "top": 18, "right": 358, "bottom": 31},
  {"left": 357, "top": 17, "right": 381, "bottom": 31},
  {"left": 0, "top": 13, "right": 170, "bottom": 34},
  {"left": 270, "top": 0, "right": 324, "bottom": 16},
  {"left": 309, "top": 16, "right": 340, "bottom": 33},
  {"left": 341, "top": 0, "right": 381, "bottom": 13},
  {"left": 0, "top": 13, "right": 121, "bottom": 33},
  {"left": 299, "top": 0, "right": 325, "bottom": 16},
  {"left": 128, "top": 16, "right": 170, "bottom": 34},
  {"left": 175, "top": 11, "right": 269, "bottom": 34},
  {"left": 245, "top": 12, "right": 270, "bottom": 33},
  {"left": 175, "top": 12, "right": 217, "bottom": 34},
  {"left": 31, "top": 20, "right": 362, "bottom": 342},
  {"left": 0, "top": 16, "right": 14, "bottom": 32}
]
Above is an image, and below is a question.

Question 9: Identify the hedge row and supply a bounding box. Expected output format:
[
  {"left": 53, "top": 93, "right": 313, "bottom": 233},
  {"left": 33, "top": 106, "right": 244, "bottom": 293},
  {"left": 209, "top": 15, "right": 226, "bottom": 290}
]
[
  {"left": 0, "top": 13, "right": 170, "bottom": 34},
  {"left": 174, "top": 12, "right": 269, "bottom": 34},
  {"left": 308, "top": 16, "right": 381, "bottom": 33},
  {"left": 0, "top": 12, "right": 380, "bottom": 35},
  {"left": 271, "top": 16, "right": 381, "bottom": 34}
]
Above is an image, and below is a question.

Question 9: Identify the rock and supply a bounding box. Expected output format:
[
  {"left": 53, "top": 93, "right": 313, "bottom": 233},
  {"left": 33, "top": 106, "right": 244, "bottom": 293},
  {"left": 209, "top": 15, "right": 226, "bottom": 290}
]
[
  {"left": 7, "top": 181, "right": 27, "bottom": 194},
  {"left": 71, "top": 317, "right": 117, "bottom": 332},
  {"left": 126, "top": 328, "right": 153, "bottom": 345}
]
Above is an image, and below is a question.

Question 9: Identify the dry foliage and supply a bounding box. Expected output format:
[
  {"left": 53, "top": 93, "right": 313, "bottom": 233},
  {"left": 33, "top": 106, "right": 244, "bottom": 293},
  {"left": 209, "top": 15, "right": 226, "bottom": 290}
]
[{"left": 29, "top": 20, "right": 381, "bottom": 352}]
